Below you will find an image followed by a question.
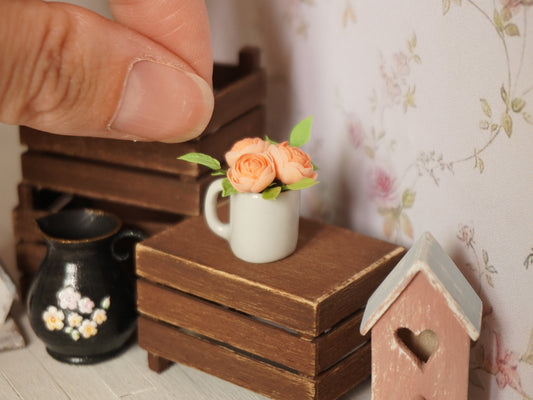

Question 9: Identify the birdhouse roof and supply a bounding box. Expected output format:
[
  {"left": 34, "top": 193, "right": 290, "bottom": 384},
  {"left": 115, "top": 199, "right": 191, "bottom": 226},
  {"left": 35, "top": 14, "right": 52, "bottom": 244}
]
[{"left": 360, "top": 232, "right": 482, "bottom": 340}]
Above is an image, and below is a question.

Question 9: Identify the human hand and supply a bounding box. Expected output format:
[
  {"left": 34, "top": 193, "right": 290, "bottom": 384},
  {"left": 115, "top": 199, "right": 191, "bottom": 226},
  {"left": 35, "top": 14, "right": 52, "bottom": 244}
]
[{"left": 0, "top": 0, "right": 214, "bottom": 142}]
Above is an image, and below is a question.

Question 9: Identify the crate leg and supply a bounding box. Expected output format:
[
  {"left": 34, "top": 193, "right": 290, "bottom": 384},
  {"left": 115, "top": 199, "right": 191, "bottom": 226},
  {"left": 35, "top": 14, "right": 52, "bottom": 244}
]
[{"left": 148, "top": 352, "right": 172, "bottom": 373}]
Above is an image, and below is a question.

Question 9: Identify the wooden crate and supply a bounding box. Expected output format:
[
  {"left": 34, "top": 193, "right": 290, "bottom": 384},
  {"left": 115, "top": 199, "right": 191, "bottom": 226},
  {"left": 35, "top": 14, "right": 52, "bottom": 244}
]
[{"left": 136, "top": 214, "right": 406, "bottom": 400}]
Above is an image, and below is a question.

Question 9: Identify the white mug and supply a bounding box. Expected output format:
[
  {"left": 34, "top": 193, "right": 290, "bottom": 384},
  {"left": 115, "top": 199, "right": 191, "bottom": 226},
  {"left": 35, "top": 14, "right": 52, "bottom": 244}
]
[{"left": 204, "top": 178, "right": 300, "bottom": 263}]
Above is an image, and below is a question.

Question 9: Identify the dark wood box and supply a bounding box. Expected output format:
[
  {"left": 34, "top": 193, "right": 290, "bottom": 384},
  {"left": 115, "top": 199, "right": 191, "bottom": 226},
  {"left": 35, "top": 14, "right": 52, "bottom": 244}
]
[{"left": 136, "top": 214, "right": 405, "bottom": 400}]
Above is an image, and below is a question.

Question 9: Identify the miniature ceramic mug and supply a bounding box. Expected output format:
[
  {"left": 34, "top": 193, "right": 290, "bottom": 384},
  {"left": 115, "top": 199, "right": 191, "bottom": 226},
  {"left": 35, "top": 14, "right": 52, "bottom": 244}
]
[{"left": 204, "top": 178, "right": 300, "bottom": 263}]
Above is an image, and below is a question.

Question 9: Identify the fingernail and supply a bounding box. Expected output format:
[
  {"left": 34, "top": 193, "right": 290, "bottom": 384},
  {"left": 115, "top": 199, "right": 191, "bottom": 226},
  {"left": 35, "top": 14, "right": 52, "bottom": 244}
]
[{"left": 109, "top": 60, "right": 214, "bottom": 142}]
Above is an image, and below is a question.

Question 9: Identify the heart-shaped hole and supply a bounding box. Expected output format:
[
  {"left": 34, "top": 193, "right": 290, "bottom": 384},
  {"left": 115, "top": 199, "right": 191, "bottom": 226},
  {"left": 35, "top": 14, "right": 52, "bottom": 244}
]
[{"left": 396, "top": 328, "right": 438, "bottom": 364}]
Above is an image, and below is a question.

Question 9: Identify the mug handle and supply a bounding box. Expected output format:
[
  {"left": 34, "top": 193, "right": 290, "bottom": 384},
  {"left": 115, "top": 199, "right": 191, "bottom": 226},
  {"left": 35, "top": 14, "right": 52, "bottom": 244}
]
[
  {"left": 112, "top": 228, "right": 146, "bottom": 262},
  {"left": 204, "top": 178, "right": 230, "bottom": 240}
]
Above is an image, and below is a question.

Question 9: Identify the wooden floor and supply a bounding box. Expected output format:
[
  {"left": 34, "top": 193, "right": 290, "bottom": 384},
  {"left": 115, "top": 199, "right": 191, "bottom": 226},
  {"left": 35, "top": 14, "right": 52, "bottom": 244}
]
[{"left": 0, "top": 303, "right": 371, "bottom": 400}]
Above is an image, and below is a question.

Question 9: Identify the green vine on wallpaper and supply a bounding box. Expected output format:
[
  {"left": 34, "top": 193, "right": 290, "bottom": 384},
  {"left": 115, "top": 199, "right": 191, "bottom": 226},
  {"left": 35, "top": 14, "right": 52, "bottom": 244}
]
[
  {"left": 457, "top": 224, "right": 532, "bottom": 399},
  {"left": 443, "top": 0, "right": 533, "bottom": 173}
]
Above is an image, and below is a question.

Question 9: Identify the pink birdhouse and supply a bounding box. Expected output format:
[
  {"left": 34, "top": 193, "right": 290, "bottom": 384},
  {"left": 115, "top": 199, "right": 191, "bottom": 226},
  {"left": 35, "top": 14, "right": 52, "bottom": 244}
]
[{"left": 360, "top": 232, "right": 482, "bottom": 400}]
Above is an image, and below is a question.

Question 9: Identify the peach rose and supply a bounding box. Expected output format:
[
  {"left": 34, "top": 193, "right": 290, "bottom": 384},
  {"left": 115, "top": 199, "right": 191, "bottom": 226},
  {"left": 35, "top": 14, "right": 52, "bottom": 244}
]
[
  {"left": 268, "top": 142, "right": 317, "bottom": 185},
  {"left": 225, "top": 137, "right": 271, "bottom": 168},
  {"left": 227, "top": 153, "right": 276, "bottom": 193}
]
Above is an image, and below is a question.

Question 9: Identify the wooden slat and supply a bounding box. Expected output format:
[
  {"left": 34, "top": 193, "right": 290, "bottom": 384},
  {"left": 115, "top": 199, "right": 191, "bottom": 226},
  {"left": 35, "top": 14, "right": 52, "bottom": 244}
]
[
  {"left": 0, "top": 373, "right": 21, "bottom": 400},
  {"left": 204, "top": 70, "right": 266, "bottom": 134},
  {"left": 21, "top": 152, "right": 214, "bottom": 215},
  {"left": 138, "top": 317, "right": 370, "bottom": 400},
  {"left": 20, "top": 106, "right": 265, "bottom": 177},
  {"left": 136, "top": 216, "right": 405, "bottom": 336},
  {"left": 93, "top": 349, "right": 156, "bottom": 398},
  {"left": 15, "top": 241, "right": 45, "bottom": 277},
  {"left": 0, "top": 344, "right": 69, "bottom": 399},
  {"left": 137, "top": 279, "right": 367, "bottom": 376}
]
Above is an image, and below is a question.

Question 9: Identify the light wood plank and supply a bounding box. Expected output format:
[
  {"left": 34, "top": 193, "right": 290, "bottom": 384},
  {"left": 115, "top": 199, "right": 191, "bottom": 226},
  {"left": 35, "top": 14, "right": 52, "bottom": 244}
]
[
  {"left": 94, "top": 345, "right": 155, "bottom": 398},
  {"left": 181, "top": 364, "right": 269, "bottom": 400},
  {"left": 0, "top": 372, "right": 22, "bottom": 400},
  {"left": 0, "top": 345, "right": 69, "bottom": 400}
]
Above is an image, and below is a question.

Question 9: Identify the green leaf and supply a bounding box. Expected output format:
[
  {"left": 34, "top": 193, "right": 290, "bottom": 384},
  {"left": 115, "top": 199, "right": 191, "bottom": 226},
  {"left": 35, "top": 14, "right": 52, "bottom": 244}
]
[
  {"left": 502, "top": 113, "right": 513, "bottom": 137},
  {"left": 289, "top": 116, "right": 313, "bottom": 147},
  {"left": 221, "top": 178, "right": 238, "bottom": 197},
  {"left": 178, "top": 153, "right": 221, "bottom": 171},
  {"left": 511, "top": 98, "right": 526, "bottom": 113},
  {"left": 442, "top": 0, "right": 451, "bottom": 15},
  {"left": 501, "top": 7, "right": 512, "bottom": 22},
  {"left": 262, "top": 186, "right": 282, "bottom": 200},
  {"left": 401, "top": 189, "right": 416, "bottom": 209},
  {"left": 504, "top": 23, "right": 520, "bottom": 37},
  {"left": 211, "top": 170, "right": 227, "bottom": 176},
  {"left": 480, "top": 98, "right": 492, "bottom": 118},
  {"left": 407, "top": 33, "right": 417, "bottom": 51},
  {"left": 482, "top": 249, "right": 489, "bottom": 265},
  {"left": 264, "top": 135, "right": 278, "bottom": 145},
  {"left": 521, "top": 329, "right": 533, "bottom": 366},
  {"left": 500, "top": 85, "right": 509, "bottom": 105},
  {"left": 493, "top": 10, "right": 504, "bottom": 33},
  {"left": 285, "top": 178, "right": 319, "bottom": 191}
]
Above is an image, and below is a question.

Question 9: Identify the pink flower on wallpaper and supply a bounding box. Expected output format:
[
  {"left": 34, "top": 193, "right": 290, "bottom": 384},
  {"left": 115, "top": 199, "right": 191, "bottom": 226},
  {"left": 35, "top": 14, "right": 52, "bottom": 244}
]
[
  {"left": 380, "top": 60, "right": 401, "bottom": 104},
  {"left": 457, "top": 224, "right": 475, "bottom": 249},
  {"left": 393, "top": 52, "right": 410, "bottom": 77},
  {"left": 370, "top": 165, "right": 398, "bottom": 205},
  {"left": 488, "top": 331, "right": 529, "bottom": 397},
  {"left": 347, "top": 117, "right": 364, "bottom": 149},
  {"left": 500, "top": 0, "right": 531, "bottom": 15}
]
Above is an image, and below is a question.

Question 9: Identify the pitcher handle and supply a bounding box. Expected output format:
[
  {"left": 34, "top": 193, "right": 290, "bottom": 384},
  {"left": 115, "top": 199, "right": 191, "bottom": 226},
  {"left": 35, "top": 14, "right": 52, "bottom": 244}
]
[
  {"left": 204, "top": 178, "right": 230, "bottom": 240},
  {"left": 112, "top": 228, "right": 146, "bottom": 262}
]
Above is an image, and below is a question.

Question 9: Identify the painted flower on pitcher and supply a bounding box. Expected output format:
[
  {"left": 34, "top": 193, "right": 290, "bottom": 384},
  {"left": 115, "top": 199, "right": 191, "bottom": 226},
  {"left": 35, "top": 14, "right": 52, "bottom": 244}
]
[
  {"left": 178, "top": 116, "right": 319, "bottom": 199},
  {"left": 101, "top": 296, "right": 111, "bottom": 310},
  {"left": 57, "top": 286, "right": 81, "bottom": 310},
  {"left": 227, "top": 153, "right": 277, "bottom": 193},
  {"left": 78, "top": 297, "right": 95, "bottom": 314},
  {"left": 43, "top": 287, "right": 111, "bottom": 341},
  {"left": 67, "top": 312, "right": 83, "bottom": 328},
  {"left": 225, "top": 137, "right": 271, "bottom": 168},
  {"left": 43, "top": 306, "right": 65, "bottom": 331},
  {"left": 92, "top": 309, "right": 107, "bottom": 325},
  {"left": 78, "top": 319, "right": 98, "bottom": 339}
]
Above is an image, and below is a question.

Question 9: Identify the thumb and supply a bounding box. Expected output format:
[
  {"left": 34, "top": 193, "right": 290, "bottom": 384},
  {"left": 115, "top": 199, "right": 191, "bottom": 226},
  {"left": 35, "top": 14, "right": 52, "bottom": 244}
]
[{"left": 0, "top": 0, "right": 214, "bottom": 142}]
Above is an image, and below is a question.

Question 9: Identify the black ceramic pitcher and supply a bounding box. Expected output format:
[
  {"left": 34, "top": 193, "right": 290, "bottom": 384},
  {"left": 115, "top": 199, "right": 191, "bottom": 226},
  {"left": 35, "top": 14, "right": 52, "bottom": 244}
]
[{"left": 27, "top": 209, "right": 144, "bottom": 364}]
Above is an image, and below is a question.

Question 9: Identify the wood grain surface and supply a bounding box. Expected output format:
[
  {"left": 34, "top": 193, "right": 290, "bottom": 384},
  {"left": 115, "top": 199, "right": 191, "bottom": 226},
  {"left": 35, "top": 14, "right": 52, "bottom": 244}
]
[
  {"left": 138, "top": 316, "right": 371, "bottom": 400},
  {"left": 137, "top": 278, "right": 367, "bottom": 377},
  {"left": 136, "top": 215, "right": 405, "bottom": 336}
]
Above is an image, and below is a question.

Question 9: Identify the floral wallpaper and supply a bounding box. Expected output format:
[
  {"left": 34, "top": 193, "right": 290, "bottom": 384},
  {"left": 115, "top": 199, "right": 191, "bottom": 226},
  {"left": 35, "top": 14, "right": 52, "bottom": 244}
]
[{"left": 206, "top": 0, "right": 533, "bottom": 398}]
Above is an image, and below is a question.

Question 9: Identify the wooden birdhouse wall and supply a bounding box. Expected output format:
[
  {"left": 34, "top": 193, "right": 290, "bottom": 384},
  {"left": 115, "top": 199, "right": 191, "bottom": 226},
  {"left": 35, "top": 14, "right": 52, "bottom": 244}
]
[{"left": 371, "top": 271, "right": 471, "bottom": 400}]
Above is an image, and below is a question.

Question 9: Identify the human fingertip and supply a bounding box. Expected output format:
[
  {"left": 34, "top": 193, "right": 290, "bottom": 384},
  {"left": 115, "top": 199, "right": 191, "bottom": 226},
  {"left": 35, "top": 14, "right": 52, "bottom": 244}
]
[{"left": 108, "top": 60, "right": 214, "bottom": 142}]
